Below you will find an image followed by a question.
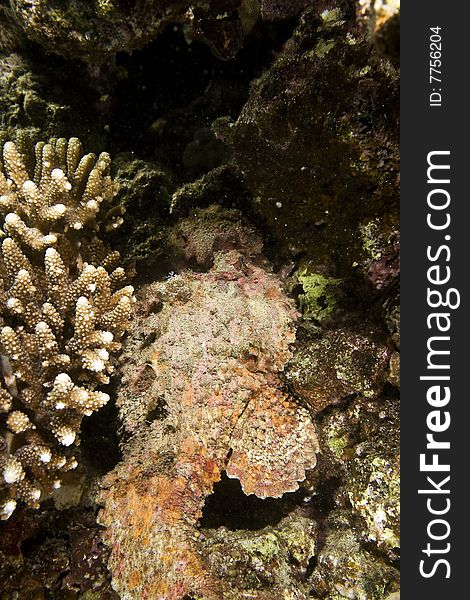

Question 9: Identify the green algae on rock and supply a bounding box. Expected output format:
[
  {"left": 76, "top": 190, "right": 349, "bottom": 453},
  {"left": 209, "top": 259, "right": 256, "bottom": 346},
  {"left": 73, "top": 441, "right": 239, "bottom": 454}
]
[
  {"left": 201, "top": 509, "right": 319, "bottom": 600},
  {"left": 318, "top": 394, "right": 400, "bottom": 559},
  {"left": 295, "top": 262, "right": 343, "bottom": 323}
]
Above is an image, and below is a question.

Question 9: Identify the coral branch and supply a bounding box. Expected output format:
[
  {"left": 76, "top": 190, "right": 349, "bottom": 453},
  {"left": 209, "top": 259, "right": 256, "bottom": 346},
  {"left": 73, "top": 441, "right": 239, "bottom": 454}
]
[{"left": 0, "top": 137, "right": 133, "bottom": 519}]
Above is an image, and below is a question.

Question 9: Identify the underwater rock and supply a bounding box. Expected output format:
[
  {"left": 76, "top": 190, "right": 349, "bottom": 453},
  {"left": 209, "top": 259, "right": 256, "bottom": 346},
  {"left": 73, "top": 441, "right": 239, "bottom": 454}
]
[
  {"left": 98, "top": 237, "right": 319, "bottom": 598},
  {"left": 111, "top": 153, "right": 174, "bottom": 267},
  {"left": 0, "top": 507, "right": 118, "bottom": 598},
  {"left": 187, "top": 7, "right": 246, "bottom": 61},
  {"left": 168, "top": 204, "right": 263, "bottom": 267},
  {"left": 169, "top": 164, "right": 252, "bottom": 217},
  {"left": 388, "top": 351, "right": 400, "bottom": 388},
  {"left": 200, "top": 509, "right": 319, "bottom": 599},
  {"left": 217, "top": 5, "right": 399, "bottom": 280},
  {"left": 260, "top": 0, "right": 310, "bottom": 21},
  {"left": 0, "top": 42, "right": 109, "bottom": 150},
  {"left": 0, "top": 5, "right": 27, "bottom": 54},
  {"left": 384, "top": 287, "right": 400, "bottom": 387},
  {"left": 345, "top": 404, "right": 400, "bottom": 556},
  {"left": 10, "top": 0, "right": 185, "bottom": 63},
  {"left": 10, "top": 0, "right": 260, "bottom": 63},
  {"left": 182, "top": 127, "right": 231, "bottom": 172},
  {"left": 319, "top": 394, "right": 400, "bottom": 558},
  {"left": 309, "top": 510, "right": 400, "bottom": 599},
  {"left": 285, "top": 325, "right": 391, "bottom": 413}
]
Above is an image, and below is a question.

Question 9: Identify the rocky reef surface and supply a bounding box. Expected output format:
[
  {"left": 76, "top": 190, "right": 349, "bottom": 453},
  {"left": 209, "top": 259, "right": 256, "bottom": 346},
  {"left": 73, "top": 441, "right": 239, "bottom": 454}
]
[{"left": 0, "top": 1, "right": 400, "bottom": 598}]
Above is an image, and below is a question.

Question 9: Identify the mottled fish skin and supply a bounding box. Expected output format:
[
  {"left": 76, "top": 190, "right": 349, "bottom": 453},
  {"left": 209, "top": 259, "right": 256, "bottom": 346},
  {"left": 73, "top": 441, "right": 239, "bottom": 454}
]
[{"left": 99, "top": 249, "right": 318, "bottom": 600}]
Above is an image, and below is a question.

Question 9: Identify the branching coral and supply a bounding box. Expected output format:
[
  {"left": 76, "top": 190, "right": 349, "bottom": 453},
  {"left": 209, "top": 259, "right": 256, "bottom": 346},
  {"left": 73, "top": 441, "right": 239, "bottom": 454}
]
[{"left": 0, "top": 137, "right": 134, "bottom": 519}]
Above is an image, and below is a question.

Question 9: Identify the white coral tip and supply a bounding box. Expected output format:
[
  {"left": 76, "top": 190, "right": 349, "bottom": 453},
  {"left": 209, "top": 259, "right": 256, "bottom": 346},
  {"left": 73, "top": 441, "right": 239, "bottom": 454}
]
[
  {"left": 1, "top": 500, "right": 17, "bottom": 520},
  {"left": 22, "top": 180, "right": 36, "bottom": 191},
  {"left": 77, "top": 296, "right": 89, "bottom": 307},
  {"left": 55, "top": 373, "right": 72, "bottom": 385},
  {"left": 40, "top": 449, "right": 52, "bottom": 463},
  {"left": 59, "top": 431, "right": 76, "bottom": 446},
  {"left": 45, "top": 247, "right": 59, "bottom": 257},
  {"left": 3, "top": 465, "right": 23, "bottom": 484},
  {"left": 52, "top": 203, "right": 66, "bottom": 215},
  {"left": 4, "top": 212, "right": 20, "bottom": 224}
]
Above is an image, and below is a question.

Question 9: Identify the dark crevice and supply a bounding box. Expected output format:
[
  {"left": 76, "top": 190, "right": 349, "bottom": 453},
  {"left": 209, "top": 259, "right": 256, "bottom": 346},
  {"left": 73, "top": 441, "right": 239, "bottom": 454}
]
[
  {"left": 80, "top": 400, "right": 122, "bottom": 475},
  {"left": 200, "top": 472, "right": 303, "bottom": 531},
  {"left": 305, "top": 475, "right": 344, "bottom": 518}
]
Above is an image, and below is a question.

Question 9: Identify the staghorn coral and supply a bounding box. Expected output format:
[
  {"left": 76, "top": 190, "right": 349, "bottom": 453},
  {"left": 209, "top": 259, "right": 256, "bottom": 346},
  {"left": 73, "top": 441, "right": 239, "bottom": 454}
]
[
  {"left": 99, "top": 238, "right": 319, "bottom": 599},
  {"left": 0, "top": 137, "right": 134, "bottom": 520}
]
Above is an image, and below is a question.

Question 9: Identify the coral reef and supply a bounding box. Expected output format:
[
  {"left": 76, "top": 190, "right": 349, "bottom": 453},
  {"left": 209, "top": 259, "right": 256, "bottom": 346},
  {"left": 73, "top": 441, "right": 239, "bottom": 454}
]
[
  {"left": 0, "top": 137, "right": 134, "bottom": 519},
  {"left": 98, "top": 211, "right": 319, "bottom": 598},
  {"left": 0, "top": 0, "right": 400, "bottom": 597}
]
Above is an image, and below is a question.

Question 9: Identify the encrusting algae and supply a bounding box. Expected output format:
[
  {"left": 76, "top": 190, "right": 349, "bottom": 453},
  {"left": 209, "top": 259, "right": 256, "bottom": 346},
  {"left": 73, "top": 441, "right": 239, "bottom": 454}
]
[{"left": 0, "top": 137, "right": 134, "bottom": 520}]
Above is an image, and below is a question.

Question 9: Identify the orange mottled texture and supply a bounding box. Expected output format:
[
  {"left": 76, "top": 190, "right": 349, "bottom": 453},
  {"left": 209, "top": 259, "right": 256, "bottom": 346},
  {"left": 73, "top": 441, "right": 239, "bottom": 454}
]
[{"left": 98, "top": 249, "right": 319, "bottom": 599}]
